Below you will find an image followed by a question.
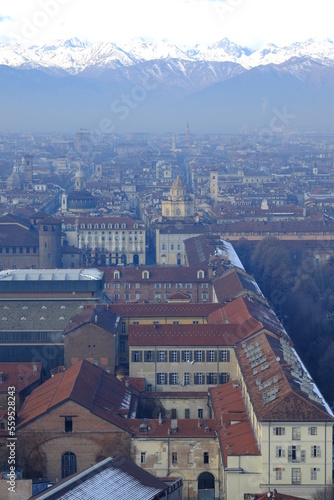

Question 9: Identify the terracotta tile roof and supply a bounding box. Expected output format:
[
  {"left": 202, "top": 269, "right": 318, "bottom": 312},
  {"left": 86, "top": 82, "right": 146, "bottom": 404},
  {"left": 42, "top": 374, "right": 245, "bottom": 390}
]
[
  {"left": 109, "top": 302, "right": 220, "bottom": 318},
  {"left": 0, "top": 362, "right": 43, "bottom": 393},
  {"left": 235, "top": 332, "right": 334, "bottom": 422},
  {"left": 63, "top": 304, "right": 119, "bottom": 335},
  {"left": 129, "top": 417, "right": 219, "bottom": 438},
  {"left": 213, "top": 268, "right": 265, "bottom": 304},
  {"left": 121, "top": 377, "right": 146, "bottom": 393},
  {"left": 17, "top": 360, "right": 138, "bottom": 432},
  {"left": 209, "top": 382, "right": 260, "bottom": 464},
  {"left": 128, "top": 323, "right": 255, "bottom": 347},
  {"left": 209, "top": 296, "right": 286, "bottom": 338}
]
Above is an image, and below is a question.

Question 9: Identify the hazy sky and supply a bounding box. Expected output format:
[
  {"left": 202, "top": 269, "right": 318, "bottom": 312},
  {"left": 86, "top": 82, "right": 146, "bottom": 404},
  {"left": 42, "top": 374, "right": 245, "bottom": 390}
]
[{"left": 0, "top": 0, "right": 333, "bottom": 49}]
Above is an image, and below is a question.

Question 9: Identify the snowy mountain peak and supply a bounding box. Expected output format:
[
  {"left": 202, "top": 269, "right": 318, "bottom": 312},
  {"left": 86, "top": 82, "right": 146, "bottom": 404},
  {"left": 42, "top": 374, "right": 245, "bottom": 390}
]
[{"left": 0, "top": 37, "right": 334, "bottom": 74}]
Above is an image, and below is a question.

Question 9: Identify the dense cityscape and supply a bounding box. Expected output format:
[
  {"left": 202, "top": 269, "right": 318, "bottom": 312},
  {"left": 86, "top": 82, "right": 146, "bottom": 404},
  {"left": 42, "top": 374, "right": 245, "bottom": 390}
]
[{"left": 0, "top": 128, "right": 334, "bottom": 499}]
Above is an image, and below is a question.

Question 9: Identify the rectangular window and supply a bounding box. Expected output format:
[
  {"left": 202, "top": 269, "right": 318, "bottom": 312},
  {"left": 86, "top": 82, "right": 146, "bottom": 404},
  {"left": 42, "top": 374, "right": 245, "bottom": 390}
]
[
  {"left": 207, "top": 350, "right": 217, "bottom": 362},
  {"left": 157, "top": 373, "right": 167, "bottom": 385},
  {"left": 194, "top": 373, "right": 205, "bottom": 385},
  {"left": 292, "top": 468, "right": 301, "bottom": 485},
  {"left": 182, "top": 350, "right": 192, "bottom": 362},
  {"left": 292, "top": 427, "right": 301, "bottom": 440},
  {"left": 169, "top": 350, "right": 180, "bottom": 362},
  {"left": 311, "top": 446, "right": 321, "bottom": 458},
  {"left": 171, "top": 408, "right": 177, "bottom": 419},
  {"left": 308, "top": 426, "right": 317, "bottom": 435},
  {"left": 132, "top": 351, "right": 142, "bottom": 362},
  {"left": 120, "top": 340, "right": 125, "bottom": 352},
  {"left": 172, "top": 452, "right": 177, "bottom": 464},
  {"left": 203, "top": 452, "right": 209, "bottom": 464},
  {"left": 220, "top": 350, "right": 230, "bottom": 362},
  {"left": 186, "top": 283, "right": 192, "bottom": 289},
  {"left": 169, "top": 373, "right": 178, "bottom": 385},
  {"left": 144, "top": 350, "right": 154, "bottom": 362},
  {"left": 288, "top": 446, "right": 305, "bottom": 463},
  {"left": 184, "top": 373, "right": 191, "bottom": 386},
  {"left": 219, "top": 372, "right": 230, "bottom": 384},
  {"left": 198, "top": 409, "right": 203, "bottom": 418},
  {"left": 194, "top": 350, "right": 204, "bottom": 362},
  {"left": 311, "top": 468, "right": 318, "bottom": 480},
  {"left": 141, "top": 452, "right": 146, "bottom": 464},
  {"left": 273, "top": 427, "right": 285, "bottom": 436},
  {"left": 275, "top": 468, "right": 282, "bottom": 480},
  {"left": 185, "top": 409, "right": 190, "bottom": 419},
  {"left": 206, "top": 373, "right": 217, "bottom": 385},
  {"left": 65, "top": 416, "right": 73, "bottom": 433},
  {"left": 121, "top": 322, "right": 126, "bottom": 333},
  {"left": 158, "top": 350, "right": 167, "bottom": 362},
  {"left": 276, "top": 446, "right": 285, "bottom": 458}
]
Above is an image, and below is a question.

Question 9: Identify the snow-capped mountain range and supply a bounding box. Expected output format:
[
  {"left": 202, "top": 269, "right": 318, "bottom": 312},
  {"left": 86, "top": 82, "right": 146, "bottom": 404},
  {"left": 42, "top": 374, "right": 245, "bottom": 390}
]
[
  {"left": 1, "top": 37, "right": 334, "bottom": 133},
  {"left": 1, "top": 37, "right": 334, "bottom": 74}
]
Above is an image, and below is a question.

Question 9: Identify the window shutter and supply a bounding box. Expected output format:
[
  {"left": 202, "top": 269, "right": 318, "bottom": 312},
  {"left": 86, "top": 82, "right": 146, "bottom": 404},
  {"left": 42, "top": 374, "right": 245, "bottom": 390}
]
[{"left": 301, "top": 450, "right": 306, "bottom": 462}]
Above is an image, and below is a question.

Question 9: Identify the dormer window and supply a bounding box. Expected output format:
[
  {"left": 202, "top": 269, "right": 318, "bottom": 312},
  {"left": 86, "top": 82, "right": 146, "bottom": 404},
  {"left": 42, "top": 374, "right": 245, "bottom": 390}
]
[
  {"left": 114, "top": 271, "right": 120, "bottom": 279},
  {"left": 197, "top": 270, "right": 205, "bottom": 279},
  {"left": 142, "top": 270, "right": 149, "bottom": 279}
]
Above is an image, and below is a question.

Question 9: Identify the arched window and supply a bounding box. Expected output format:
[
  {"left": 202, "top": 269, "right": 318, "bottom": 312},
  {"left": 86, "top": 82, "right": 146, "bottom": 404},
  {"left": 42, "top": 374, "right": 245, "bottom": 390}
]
[{"left": 61, "top": 451, "right": 77, "bottom": 478}]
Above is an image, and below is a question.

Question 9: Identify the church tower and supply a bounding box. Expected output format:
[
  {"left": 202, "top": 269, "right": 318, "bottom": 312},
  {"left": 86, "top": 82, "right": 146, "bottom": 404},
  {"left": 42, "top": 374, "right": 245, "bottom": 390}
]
[
  {"left": 75, "top": 165, "right": 86, "bottom": 191},
  {"left": 210, "top": 170, "right": 219, "bottom": 202},
  {"left": 162, "top": 176, "right": 194, "bottom": 219}
]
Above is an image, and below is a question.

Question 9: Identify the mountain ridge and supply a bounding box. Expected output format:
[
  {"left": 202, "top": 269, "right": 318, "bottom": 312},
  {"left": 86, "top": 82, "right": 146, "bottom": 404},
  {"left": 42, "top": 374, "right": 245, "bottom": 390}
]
[{"left": 1, "top": 37, "right": 334, "bottom": 74}]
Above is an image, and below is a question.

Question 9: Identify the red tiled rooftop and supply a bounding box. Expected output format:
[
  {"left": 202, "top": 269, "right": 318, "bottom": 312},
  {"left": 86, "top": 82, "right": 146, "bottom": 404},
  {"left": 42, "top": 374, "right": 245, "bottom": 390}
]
[
  {"left": 210, "top": 382, "right": 260, "bottom": 463},
  {"left": 235, "top": 332, "right": 334, "bottom": 422},
  {"left": 128, "top": 323, "right": 255, "bottom": 347},
  {"left": 110, "top": 302, "right": 220, "bottom": 318},
  {"left": 17, "top": 360, "right": 138, "bottom": 432},
  {"left": 0, "top": 362, "right": 43, "bottom": 393}
]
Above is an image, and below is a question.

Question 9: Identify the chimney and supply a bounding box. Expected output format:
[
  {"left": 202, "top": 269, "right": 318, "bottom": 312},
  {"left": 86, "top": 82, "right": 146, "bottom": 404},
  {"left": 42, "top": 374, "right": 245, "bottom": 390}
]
[{"left": 158, "top": 412, "right": 162, "bottom": 425}]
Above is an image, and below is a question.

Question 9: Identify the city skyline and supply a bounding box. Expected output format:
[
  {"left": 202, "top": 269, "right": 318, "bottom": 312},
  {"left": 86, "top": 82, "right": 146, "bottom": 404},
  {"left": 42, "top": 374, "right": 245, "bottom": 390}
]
[{"left": 0, "top": 0, "right": 333, "bottom": 50}]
